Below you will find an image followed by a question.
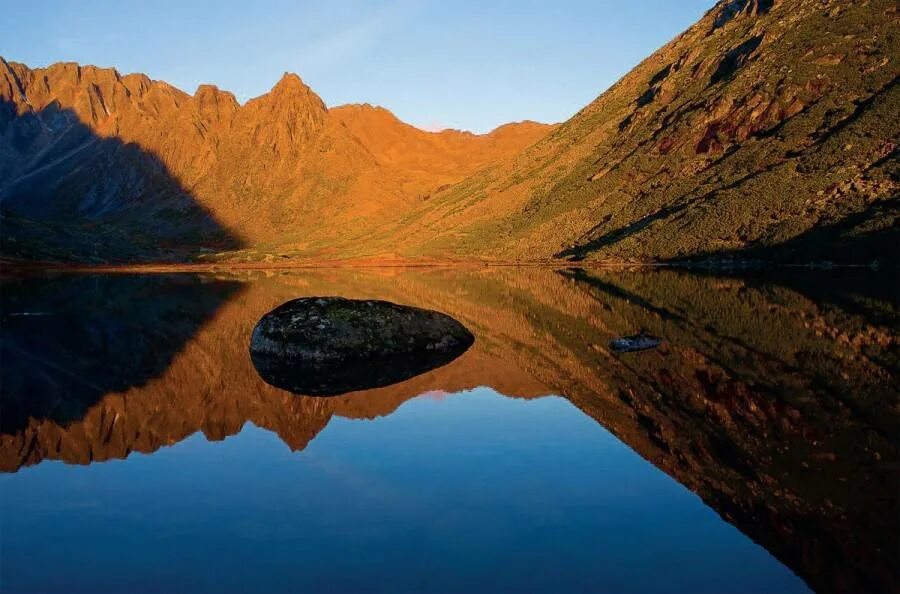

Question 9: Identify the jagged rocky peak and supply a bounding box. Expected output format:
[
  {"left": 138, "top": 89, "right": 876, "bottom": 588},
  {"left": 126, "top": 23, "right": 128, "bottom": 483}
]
[
  {"left": 273, "top": 71, "right": 305, "bottom": 89},
  {"left": 231, "top": 71, "right": 330, "bottom": 151},
  {"left": 189, "top": 84, "right": 239, "bottom": 135},
  {"left": 0, "top": 59, "right": 23, "bottom": 104},
  {"left": 241, "top": 71, "right": 328, "bottom": 121},
  {"left": 194, "top": 84, "right": 239, "bottom": 111},
  {"left": 268, "top": 72, "right": 325, "bottom": 107},
  {"left": 40, "top": 62, "right": 123, "bottom": 97},
  {"left": 120, "top": 72, "right": 153, "bottom": 97}
]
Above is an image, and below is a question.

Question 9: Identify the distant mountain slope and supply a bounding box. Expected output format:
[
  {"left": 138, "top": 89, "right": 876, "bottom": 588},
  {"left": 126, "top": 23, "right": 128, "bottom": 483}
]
[
  {"left": 0, "top": 60, "right": 551, "bottom": 262},
  {"left": 387, "top": 0, "right": 898, "bottom": 265},
  {"left": 332, "top": 104, "right": 550, "bottom": 197}
]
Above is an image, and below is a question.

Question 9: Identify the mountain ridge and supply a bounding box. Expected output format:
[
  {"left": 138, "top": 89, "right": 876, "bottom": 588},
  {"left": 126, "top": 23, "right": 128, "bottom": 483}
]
[
  {"left": 1, "top": 0, "right": 897, "bottom": 265},
  {"left": 382, "top": 0, "right": 898, "bottom": 265},
  {"left": 0, "top": 57, "right": 553, "bottom": 262}
]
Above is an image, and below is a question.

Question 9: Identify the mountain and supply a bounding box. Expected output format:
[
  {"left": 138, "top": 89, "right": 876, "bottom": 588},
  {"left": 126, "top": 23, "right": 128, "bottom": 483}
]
[
  {"left": 1, "top": 0, "right": 897, "bottom": 265},
  {"left": 378, "top": 0, "right": 898, "bottom": 265},
  {"left": 0, "top": 60, "right": 551, "bottom": 262}
]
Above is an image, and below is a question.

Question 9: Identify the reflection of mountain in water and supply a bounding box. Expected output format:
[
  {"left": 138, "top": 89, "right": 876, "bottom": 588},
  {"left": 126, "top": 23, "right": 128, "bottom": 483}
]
[
  {"left": 0, "top": 271, "right": 550, "bottom": 472},
  {"left": 0, "top": 274, "right": 241, "bottom": 434},
  {"left": 0, "top": 268, "right": 896, "bottom": 594}
]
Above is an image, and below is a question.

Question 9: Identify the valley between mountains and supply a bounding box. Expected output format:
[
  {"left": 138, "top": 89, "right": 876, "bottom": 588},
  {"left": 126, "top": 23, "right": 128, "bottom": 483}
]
[{"left": 1, "top": 0, "right": 897, "bottom": 266}]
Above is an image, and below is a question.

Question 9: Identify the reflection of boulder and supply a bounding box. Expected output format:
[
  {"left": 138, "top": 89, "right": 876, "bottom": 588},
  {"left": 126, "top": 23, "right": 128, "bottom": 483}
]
[
  {"left": 0, "top": 274, "right": 241, "bottom": 434},
  {"left": 250, "top": 297, "right": 474, "bottom": 395}
]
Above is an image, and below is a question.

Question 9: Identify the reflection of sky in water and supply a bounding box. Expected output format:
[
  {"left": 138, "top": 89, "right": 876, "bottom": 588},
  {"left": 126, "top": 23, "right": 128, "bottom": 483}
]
[{"left": 1, "top": 388, "right": 810, "bottom": 594}]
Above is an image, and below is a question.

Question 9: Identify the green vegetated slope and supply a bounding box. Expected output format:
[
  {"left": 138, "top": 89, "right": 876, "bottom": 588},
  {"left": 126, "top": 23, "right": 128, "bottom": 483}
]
[{"left": 387, "top": 0, "right": 898, "bottom": 264}]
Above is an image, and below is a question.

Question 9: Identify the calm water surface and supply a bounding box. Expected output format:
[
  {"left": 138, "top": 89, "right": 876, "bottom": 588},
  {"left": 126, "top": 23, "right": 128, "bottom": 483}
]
[{"left": 1, "top": 268, "right": 896, "bottom": 593}]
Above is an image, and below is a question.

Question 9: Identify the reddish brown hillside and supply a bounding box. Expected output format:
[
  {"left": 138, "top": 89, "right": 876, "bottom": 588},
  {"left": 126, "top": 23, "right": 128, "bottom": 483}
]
[{"left": 0, "top": 60, "right": 552, "bottom": 262}]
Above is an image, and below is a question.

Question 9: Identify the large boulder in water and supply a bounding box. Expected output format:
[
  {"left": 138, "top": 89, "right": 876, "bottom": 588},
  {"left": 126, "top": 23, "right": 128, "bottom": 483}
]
[{"left": 249, "top": 297, "right": 474, "bottom": 396}]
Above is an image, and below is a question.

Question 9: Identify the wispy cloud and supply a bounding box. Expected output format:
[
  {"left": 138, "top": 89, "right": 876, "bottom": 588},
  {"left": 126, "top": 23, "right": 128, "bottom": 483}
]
[{"left": 292, "top": 0, "right": 419, "bottom": 75}]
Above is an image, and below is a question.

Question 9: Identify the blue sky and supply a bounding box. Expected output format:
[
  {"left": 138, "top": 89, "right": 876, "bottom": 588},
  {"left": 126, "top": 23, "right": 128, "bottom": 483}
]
[{"left": 3, "top": 1, "right": 713, "bottom": 132}]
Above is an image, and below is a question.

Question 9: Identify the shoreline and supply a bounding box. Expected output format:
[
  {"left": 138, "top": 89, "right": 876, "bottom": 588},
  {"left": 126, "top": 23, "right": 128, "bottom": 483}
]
[{"left": 0, "top": 257, "right": 884, "bottom": 276}]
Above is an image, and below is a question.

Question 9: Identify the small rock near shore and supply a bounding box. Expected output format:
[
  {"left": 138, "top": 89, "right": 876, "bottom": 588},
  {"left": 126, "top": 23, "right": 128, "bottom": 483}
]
[{"left": 610, "top": 333, "right": 662, "bottom": 353}]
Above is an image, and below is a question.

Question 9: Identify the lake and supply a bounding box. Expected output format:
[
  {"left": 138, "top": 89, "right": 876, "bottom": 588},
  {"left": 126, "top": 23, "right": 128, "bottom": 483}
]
[{"left": 1, "top": 267, "right": 896, "bottom": 593}]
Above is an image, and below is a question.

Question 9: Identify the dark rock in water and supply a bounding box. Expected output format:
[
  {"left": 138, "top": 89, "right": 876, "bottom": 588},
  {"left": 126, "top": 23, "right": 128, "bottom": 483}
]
[
  {"left": 609, "top": 333, "right": 662, "bottom": 353},
  {"left": 249, "top": 297, "right": 474, "bottom": 396}
]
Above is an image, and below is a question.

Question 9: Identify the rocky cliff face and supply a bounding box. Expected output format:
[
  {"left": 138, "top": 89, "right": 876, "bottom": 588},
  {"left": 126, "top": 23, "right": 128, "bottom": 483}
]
[
  {"left": 0, "top": 60, "right": 551, "bottom": 262},
  {"left": 389, "top": 0, "right": 898, "bottom": 264}
]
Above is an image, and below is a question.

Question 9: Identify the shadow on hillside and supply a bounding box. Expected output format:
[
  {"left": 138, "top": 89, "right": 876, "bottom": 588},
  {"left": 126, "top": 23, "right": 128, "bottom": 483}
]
[
  {"left": 0, "top": 97, "right": 243, "bottom": 263},
  {"left": 555, "top": 198, "right": 698, "bottom": 261},
  {"left": 556, "top": 198, "right": 899, "bottom": 268},
  {"left": 0, "top": 274, "right": 242, "bottom": 434},
  {"left": 683, "top": 200, "right": 900, "bottom": 269}
]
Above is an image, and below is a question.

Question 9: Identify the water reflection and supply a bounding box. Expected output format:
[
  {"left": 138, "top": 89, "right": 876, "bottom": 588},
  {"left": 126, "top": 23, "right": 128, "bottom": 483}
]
[
  {"left": 0, "top": 274, "right": 241, "bottom": 433},
  {"left": 0, "top": 267, "right": 896, "bottom": 593}
]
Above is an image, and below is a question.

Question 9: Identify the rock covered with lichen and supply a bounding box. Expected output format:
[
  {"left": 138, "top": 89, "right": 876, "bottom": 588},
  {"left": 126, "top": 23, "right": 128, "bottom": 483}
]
[{"left": 249, "top": 297, "right": 474, "bottom": 395}]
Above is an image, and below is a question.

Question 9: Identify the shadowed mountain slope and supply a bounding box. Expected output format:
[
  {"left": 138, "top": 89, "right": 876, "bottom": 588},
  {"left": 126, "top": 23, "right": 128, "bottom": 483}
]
[{"left": 0, "top": 96, "right": 245, "bottom": 261}]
